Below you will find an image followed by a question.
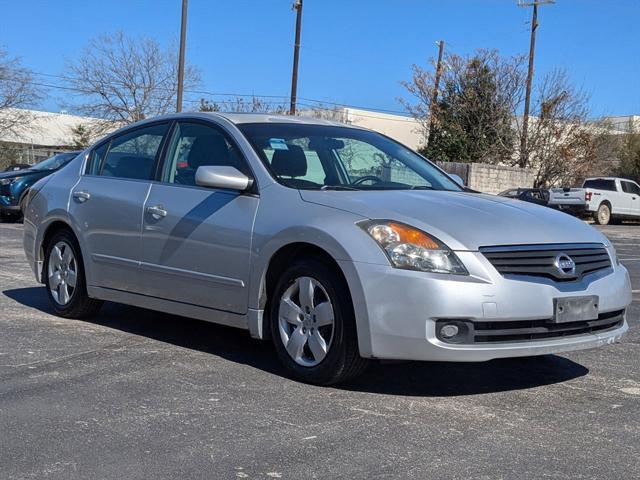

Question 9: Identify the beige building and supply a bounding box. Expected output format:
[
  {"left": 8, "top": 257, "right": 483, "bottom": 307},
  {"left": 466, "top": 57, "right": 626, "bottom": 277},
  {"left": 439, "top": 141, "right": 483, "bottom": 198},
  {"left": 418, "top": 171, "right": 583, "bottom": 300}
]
[
  {"left": 342, "top": 108, "right": 423, "bottom": 150},
  {"left": 0, "top": 108, "right": 104, "bottom": 164}
]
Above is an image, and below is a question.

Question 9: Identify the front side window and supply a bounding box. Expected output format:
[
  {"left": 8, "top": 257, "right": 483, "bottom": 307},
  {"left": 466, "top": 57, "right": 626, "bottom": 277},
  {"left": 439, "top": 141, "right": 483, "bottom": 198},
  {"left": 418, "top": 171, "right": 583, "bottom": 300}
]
[
  {"left": 94, "top": 123, "right": 169, "bottom": 180},
  {"left": 238, "top": 123, "right": 461, "bottom": 191},
  {"left": 621, "top": 181, "right": 640, "bottom": 195},
  {"left": 162, "top": 122, "right": 249, "bottom": 186}
]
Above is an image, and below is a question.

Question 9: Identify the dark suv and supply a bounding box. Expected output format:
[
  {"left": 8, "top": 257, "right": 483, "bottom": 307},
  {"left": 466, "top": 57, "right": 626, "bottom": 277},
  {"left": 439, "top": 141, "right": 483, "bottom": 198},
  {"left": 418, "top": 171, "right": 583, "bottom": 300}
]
[{"left": 0, "top": 152, "right": 79, "bottom": 220}]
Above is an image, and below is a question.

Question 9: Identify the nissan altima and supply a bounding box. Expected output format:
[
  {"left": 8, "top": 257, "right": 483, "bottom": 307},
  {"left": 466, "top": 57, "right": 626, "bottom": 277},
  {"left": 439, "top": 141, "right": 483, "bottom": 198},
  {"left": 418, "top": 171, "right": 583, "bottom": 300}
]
[{"left": 22, "top": 113, "right": 632, "bottom": 384}]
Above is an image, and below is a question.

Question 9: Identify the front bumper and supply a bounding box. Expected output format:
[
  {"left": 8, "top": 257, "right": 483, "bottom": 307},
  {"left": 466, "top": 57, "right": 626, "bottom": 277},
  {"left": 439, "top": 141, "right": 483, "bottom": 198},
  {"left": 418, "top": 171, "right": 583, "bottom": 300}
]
[
  {"left": 339, "top": 251, "right": 632, "bottom": 362},
  {"left": 0, "top": 195, "right": 20, "bottom": 214}
]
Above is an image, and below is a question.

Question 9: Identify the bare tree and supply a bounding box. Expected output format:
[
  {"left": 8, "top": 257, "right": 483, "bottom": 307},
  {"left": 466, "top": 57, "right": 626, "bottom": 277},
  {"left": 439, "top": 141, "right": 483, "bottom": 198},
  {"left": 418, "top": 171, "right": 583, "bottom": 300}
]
[
  {"left": 303, "top": 103, "right": 347, "bottom": 122},
  {"left": 199, "top": 96, "right": 287, "bottom": 114},
  {"left": 523, "top": 70, "right": 615, "bottom": 187},
  {"left": 0, "top": 47, "right": 42, "bottom": 140},
  {"left": 615, "top": 120, "right": 640, "bottom": 182},
  {"left": 66, "top": 32, "right": 200, "bottom": 129}
]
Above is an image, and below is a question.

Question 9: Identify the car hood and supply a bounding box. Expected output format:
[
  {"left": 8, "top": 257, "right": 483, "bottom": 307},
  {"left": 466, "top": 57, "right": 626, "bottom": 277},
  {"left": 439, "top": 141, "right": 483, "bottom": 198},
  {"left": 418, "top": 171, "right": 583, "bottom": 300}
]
[
  {"left": 0, "top": 169, "right": 39, "bottom": 180},
  {"left": 299, "top": 190, "right": 608, "bottom": 251}
]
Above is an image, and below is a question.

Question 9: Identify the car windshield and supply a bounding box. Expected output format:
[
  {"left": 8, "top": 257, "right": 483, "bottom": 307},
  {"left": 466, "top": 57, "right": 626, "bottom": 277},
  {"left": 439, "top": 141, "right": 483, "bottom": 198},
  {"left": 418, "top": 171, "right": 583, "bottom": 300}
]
[
  {"left": 30, "top": 152, "right": 78, "bottom": 171},
  {"left": 238, "top": 123, "right": 461, "bottom": 191}
]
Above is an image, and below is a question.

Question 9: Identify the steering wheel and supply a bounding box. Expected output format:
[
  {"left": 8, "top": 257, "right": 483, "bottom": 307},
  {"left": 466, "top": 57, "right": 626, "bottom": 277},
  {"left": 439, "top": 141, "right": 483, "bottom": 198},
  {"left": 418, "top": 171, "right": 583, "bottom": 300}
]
[{"left": 352, "top": 175, "right": 383, "bottom": 186}]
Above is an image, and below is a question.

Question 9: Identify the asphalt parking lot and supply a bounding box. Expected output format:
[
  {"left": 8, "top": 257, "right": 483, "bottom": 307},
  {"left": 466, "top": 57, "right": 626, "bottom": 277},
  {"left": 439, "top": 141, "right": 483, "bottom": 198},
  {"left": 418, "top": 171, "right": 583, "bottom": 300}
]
[{"left": 1, "top": 222, "right": 639, "bottom": 479}]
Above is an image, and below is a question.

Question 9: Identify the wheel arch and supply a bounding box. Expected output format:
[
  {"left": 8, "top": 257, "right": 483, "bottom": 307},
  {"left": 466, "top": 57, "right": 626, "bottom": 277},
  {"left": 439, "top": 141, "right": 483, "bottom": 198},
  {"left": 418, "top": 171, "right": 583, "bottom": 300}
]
[
  {"left": 599, "top": 199, "right": 612, "bottom": 210},
  {"left": 247, "top": 239, "right": 371, "bottom": 348},
  {"left": 262, "top": 242, "right": 350, "bottom": 303},
  {"left": 37, "top": 219, "right": 85, "bottom": 283}
]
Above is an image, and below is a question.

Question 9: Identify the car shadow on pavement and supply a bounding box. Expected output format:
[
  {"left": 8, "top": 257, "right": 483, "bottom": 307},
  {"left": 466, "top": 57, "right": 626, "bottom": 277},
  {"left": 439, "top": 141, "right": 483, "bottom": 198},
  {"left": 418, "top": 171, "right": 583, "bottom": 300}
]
[{"left": 4, "top": 286, "right": 589, "bottom": 397}]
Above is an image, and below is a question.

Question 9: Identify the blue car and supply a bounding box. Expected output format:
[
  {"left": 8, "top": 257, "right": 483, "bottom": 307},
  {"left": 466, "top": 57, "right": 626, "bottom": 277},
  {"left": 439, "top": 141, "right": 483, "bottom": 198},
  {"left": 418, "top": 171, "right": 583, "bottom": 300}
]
[{"left": 0, "top": 152, "right": 79, "bottom": 220}]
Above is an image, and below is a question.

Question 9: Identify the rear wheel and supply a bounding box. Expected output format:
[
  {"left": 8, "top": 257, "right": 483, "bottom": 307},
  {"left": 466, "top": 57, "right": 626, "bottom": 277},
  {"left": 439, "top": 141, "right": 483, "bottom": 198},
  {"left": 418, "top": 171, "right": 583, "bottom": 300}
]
[
  {"left": 44, "top": 229, "right": 103, "bottom": 318},
  {"left": 269, "top": 258, "right": 369, "bottom": 385},
  {"left": 594, "top": 203, "right": 611, "bottom": 225}
]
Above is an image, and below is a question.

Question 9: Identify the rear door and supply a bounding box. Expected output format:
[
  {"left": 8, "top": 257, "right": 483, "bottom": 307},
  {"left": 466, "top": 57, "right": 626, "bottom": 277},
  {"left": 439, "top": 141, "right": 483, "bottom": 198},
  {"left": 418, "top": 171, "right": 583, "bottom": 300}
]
[
  {"left": 137, "top": 121, "right": 258, "bottom": 314},
  {"left": 70, "top": 122, "right": 170, "bottom": 292}
]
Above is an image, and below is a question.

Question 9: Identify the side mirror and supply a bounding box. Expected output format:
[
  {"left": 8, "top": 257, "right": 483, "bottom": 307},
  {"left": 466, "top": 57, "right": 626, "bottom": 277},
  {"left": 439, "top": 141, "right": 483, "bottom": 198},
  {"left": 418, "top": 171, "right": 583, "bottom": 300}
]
[
  {"left": 449, "top": 173, "right": 465, "bottom": 187},
  {"left": 195, "top": 166, "right": 252, "bottom": 191}
]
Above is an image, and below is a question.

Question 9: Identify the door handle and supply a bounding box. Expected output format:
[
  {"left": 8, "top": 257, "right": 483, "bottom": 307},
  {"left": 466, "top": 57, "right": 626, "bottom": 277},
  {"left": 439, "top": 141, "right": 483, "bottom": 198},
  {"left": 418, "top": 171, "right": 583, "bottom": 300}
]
[
  {"left": 72, "top": 190, "right": 91, "bottom": 202},
  {"left": 146, "top": 204, "right": 167, "bottom": 219}
]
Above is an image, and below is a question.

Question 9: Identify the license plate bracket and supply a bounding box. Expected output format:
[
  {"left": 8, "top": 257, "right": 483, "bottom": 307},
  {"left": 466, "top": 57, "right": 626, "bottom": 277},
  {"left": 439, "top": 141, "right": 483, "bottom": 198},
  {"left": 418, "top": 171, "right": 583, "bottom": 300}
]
[{"left": 553, "top": 296, "right": 599, "bottom": 323}]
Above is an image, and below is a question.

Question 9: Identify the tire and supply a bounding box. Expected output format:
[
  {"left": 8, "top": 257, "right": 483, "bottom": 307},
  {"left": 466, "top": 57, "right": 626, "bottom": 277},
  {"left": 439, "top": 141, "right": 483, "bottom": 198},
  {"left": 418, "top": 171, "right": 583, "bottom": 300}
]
[
  {"left": 594, "top": 203, "right": 611, "bottom": 225},
  {"left": 269, "top": 258, "right": 369, "bottom": 385},
  {"left": 43, "top": 229, "right": 103, "bottom": 318}
]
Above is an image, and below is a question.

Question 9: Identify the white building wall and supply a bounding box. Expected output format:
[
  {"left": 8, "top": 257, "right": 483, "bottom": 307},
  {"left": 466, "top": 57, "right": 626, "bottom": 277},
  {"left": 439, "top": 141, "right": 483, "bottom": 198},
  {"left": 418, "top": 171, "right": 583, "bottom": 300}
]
[
  {"left": 0, "top": 108, "right": 105, "bottom": 147},
  {"left": 344, "top": 108, "right": 423, "bottom": 151}
]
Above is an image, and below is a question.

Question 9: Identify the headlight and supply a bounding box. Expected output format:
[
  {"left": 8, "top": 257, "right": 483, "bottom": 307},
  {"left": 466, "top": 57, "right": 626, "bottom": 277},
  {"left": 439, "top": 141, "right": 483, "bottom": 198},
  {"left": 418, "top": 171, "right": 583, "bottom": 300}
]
[
  {"left": 360, "top": 220, "right": 468, "bottom": 275},
  {"left": 0, "top": 177, "right": 20, "bottom": 186}
]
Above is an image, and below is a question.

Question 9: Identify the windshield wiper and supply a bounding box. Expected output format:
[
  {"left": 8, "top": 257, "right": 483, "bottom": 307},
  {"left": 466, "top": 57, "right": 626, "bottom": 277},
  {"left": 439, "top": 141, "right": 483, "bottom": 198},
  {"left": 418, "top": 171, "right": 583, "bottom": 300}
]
[
  {"left": 320, "top": 185, "right": 359, "bottom": 191},
  {"left": 410, "top": 185, "right": 436, "bottom": 190}
]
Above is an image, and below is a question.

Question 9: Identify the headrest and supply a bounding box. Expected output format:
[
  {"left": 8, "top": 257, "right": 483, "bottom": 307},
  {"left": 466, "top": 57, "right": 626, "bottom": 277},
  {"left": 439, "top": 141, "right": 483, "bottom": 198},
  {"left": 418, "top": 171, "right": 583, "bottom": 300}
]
[
  {"left": 271, "top": 144, "right": 307, "bottom": 177},
  {"left": 188, "top": 134, "right": 229, "bottom": 170}
]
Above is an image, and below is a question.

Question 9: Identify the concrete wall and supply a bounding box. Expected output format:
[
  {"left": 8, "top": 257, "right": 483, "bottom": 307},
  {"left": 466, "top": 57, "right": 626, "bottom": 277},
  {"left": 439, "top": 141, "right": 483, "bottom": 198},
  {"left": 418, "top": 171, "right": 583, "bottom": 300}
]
[{"left": 438, "top": 161, "right": 535, "bottom": 194}]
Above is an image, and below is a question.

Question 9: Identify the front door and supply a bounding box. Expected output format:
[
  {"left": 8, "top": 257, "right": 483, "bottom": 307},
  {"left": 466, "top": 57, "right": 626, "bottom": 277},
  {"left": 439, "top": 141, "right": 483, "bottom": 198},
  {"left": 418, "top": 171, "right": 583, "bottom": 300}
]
[
  {"left": 70, "top": 122, "right": 169, "bottom": 292},
  {"left": 622, "top": 180, "right": 640, "bottom": 217},
  {"left": 138, "top": 121, "right": 258, "bottom": 314}
]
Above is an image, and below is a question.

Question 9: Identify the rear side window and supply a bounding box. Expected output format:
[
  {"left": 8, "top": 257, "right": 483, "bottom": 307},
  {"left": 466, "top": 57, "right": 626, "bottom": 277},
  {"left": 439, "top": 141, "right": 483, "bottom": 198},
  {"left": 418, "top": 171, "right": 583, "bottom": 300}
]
[
  {"left": 90, "top": 123, "right": 169, "bottom": 180},
  {"left": 583, "top": 179, "right": 617, "bottom": 191}
]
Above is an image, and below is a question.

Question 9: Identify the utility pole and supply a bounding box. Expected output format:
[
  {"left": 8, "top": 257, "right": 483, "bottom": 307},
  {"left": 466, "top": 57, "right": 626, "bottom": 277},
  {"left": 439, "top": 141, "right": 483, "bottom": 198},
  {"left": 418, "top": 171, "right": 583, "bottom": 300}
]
[
  {"left": 427, "top": 40, "right": 445, "bottom": 145},
  {"left": 289, "top": 0, "right": 303, "bottom": 115},
  {"left": 176, "top": 0, "right": 188, "bottom": 113},
  {"left": 518, "top": 0, "right": 554, "bottom": 167}
]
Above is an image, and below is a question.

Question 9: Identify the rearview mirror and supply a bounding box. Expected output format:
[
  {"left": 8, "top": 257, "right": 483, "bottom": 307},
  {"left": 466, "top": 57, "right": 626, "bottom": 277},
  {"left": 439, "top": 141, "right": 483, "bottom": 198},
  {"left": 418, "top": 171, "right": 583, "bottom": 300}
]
[
  {"left": 195, "top": 166, "right": 252, "bottom": 191},
  {"left": 449, "top": 173, "right": 465, "bottom": 187}
]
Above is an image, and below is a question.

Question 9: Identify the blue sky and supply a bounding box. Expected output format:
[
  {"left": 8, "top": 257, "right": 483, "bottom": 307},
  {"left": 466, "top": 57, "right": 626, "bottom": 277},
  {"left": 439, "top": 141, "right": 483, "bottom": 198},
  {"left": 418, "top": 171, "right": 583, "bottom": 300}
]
[{"left": 1, "top": 0, "right": 638, "bottom": 117}]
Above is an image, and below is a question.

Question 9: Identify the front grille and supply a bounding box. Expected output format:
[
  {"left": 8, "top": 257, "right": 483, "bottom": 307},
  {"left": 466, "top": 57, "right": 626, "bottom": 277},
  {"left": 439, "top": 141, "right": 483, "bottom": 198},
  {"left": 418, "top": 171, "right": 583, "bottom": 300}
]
[
  {"left": 0, "top": 184, "right": 11, "bottom": 196},
  {"left": 436, "top": 310, "right": 624, "bottom": 344},
  {"left": 480, "top": 243, "right": 612, "bottom": 281}
]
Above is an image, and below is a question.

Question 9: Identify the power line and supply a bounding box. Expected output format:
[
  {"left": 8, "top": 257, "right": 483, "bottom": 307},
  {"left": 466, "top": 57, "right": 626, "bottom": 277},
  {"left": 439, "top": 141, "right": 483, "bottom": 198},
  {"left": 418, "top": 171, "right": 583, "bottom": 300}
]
[
  {"left": 25, "top": 70, "right": 413, "bottom": 116},
  {"left": 6, "top": 70, "right": 418, "bottom": 122}
]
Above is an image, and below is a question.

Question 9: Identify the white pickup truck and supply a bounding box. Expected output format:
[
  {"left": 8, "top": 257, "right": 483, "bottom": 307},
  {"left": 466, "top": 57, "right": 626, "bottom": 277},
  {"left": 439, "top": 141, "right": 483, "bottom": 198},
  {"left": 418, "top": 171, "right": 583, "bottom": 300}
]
[{"left": 550, "top": 177, "right": 640, "bottom": 225}]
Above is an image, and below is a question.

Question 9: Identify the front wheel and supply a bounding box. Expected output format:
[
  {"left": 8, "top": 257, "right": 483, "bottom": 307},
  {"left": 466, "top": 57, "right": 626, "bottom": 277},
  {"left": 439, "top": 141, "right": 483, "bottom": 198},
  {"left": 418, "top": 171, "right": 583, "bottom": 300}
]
[
  {"left": 594, "top": 203, "right": 611, "bottom": 225},
  {"left": 269, "top": 258, "right": 369, "bottom": 385},
  {"left": 43, "top": 229, "right": 103, "bottom": 318}
]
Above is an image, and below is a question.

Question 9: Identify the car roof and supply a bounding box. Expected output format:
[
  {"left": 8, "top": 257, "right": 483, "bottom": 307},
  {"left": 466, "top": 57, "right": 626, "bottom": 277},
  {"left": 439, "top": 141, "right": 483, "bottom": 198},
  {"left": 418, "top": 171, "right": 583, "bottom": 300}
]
[
  {"left": 141, "top": 111, "right": 350, "bottom": 127},
  {"left": 102, "top": 112, "right": 363, "bottom": 142},
  {"left": 584, "top": 177, "right": 628, "bottom": 181}
]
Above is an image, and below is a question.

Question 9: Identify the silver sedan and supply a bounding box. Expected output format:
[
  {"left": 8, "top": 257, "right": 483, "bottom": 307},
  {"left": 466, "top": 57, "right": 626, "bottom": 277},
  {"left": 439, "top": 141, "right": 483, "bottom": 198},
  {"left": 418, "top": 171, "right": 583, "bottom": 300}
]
[{"left": 22, "top": 113, "right": 632, "bottom": 384}]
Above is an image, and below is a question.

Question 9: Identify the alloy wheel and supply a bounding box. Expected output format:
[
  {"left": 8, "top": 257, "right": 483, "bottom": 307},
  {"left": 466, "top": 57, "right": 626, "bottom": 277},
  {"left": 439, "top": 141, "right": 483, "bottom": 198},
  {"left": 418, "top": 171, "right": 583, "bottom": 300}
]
[
  {"left": 598, "top": 205, "right": 610, "bottom": 225},
  {"left": 278, "top": 276, "right": 335, "bottom": 367},
  {"left": 47, "top": 241, "right": 77, "bottom": 305}
]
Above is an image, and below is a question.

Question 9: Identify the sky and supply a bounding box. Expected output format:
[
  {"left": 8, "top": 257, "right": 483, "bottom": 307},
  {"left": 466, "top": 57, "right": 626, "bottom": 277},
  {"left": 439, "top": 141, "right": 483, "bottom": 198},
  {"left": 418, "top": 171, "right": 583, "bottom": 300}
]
[{"left": 1, "top": 0, "right": 638, "bottom": 118}]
